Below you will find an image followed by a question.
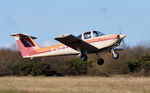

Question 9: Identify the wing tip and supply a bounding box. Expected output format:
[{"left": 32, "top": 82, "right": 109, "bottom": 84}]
[{"left": 55, "top": 34, "right": 72, "bottom": 39}]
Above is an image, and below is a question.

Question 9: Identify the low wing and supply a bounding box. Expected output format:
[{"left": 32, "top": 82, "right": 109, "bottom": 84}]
[{"left": 55, "top": 34, "right": 98, "bottom": 53}]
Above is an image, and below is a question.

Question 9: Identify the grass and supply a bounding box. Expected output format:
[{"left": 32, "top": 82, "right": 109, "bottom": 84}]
[{"left": 0, "top": 76, "right": 150, "bottom": 93}]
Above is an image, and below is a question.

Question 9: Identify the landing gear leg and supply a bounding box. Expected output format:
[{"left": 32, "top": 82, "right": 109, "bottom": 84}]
[
  {"left": 96, "top": 53, "right": 104, "bottom": 65},
  {"left": 111, "top": 50, "right": 119, "bottom": 59}
]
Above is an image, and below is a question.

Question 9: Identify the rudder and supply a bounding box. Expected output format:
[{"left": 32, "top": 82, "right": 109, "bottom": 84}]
[{"left": 10, "top": 33, "right": 40, "bottom": 58}]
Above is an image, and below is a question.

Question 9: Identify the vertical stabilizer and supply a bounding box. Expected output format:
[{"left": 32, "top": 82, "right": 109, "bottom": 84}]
[{"left": 10, "top": 33, "right": 40, "bottom": 58}]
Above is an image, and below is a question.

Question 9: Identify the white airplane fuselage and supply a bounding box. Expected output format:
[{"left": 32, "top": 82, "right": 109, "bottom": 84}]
[{"left": 27, "top": 34, "right": 122, "bottom": 58}]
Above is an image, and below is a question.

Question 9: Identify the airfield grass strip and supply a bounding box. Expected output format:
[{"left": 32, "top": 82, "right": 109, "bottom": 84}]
[{"left": 0, "top": 76, "right": 149, "bottom": 93}]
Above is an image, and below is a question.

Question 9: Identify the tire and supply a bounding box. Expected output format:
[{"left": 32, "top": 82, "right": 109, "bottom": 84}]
[
  {"left": 97, "top": 58, "right": 104, "bottom": 65},
  {"left": 81, "top": 54, "right": 88, "bottom": 61},
  {"left": 112, "top": 52, "right": 119, "bottom": 59}
]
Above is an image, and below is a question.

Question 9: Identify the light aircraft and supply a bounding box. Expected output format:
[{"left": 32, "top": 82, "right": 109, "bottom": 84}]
[{"left": 11, "top": 30, "right": 126, "bottom": 65}]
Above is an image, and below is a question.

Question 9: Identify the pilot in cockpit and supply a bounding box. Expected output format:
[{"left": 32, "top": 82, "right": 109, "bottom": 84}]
[{"left": 84, "top": 32, "right": 91, "bottom": 39}]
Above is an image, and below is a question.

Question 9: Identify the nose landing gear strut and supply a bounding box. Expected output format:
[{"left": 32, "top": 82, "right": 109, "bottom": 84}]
[{"left": 111, "top": 50, "right": 119, "bottom": 59}]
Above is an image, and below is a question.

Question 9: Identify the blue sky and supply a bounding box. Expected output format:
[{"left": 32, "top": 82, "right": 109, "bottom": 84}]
[{"left": 0, "top": 0, "right": 150, "bottom": 48}]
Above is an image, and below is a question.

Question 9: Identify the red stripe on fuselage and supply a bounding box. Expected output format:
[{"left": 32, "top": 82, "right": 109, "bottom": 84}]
[{"left": 86, "top": 35, "right": 118, "bottom": 43}]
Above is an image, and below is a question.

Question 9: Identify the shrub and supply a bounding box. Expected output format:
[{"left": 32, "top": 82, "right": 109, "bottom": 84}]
[
  {"left": 19, "top": 62, "right": 61, "bottom": 76},
  {"left": 64, "top": 59, "right": 93, "bottom": 75},
  {"left": 128, "top": 56, "right": 150, "bottom": 76}
]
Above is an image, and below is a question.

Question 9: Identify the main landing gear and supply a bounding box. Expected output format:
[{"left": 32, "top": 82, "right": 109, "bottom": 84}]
[
  {"left": 80, "top": 53, "right": 104, "bottom": 66},
  {"left": 80, "top": 54, "right": 88, "bottom": 61},
  {"left": 80, "top": 50, "right": 119, "bottom": 66},
  {"left": 80, "top": 53, "right": 104, "bottom": 65},
  {"left": 96, "top": 53, "right": 104, "bottom": 65}
]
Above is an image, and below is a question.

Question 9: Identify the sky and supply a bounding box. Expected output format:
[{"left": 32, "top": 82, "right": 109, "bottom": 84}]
[{"left": 0, "top": 0, "right": 150, "bottom": 48}]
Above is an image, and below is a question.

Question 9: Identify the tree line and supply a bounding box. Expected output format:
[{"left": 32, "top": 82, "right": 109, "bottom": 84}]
[{"left": 0, "top": 44, "right": 150, "bottom": 76}]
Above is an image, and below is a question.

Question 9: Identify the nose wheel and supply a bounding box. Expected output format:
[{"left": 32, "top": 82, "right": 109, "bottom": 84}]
[{"left": 112, "top": 50, "right": 119, "bottom": 59}]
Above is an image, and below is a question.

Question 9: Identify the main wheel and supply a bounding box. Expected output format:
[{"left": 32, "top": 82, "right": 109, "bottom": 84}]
[
  {"left": 81, "top": 54, "right": 88, "bottom": 61},
  {"left": 112, "top": 51, "right": 119, "bottom": 59},
  {"left": 97, "top": 58, "right": 104, "bottom": 65}
]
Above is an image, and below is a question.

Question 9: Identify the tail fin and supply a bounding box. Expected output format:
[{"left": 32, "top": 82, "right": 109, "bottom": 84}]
[{"left": 10, "top": 33, "right": 40, "bottom": 58}]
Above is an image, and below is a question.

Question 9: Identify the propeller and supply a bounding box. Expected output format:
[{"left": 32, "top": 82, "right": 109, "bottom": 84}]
[{"left": 118, "top": 26, "right": 127, "bottom": 49}]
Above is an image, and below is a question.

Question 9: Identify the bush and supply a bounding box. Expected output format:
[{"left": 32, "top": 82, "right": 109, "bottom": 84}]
[
  {"left": 64, "top": 59, "right": 93, "bottom": 75},
  {"left": 0, "top": 49, "right": 23, "bottom": 76},
  {"left": 19, "top": 62, "right": 61, "bottom": 76},
  {"left": 128, "top": 56, "right": 150, "bottom": 76}
]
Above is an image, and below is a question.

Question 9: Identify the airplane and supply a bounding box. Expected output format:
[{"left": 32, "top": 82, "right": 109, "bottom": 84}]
[{"left": 11, "top": 30, "right": 126, "bottom": 65}]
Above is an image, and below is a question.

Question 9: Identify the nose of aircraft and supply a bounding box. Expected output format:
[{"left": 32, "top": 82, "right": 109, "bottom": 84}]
[{"left": 119, "top": 34, "right": 126, "bottom": 39}]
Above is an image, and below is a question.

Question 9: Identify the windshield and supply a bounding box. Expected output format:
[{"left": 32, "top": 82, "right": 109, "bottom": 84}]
[
  {"left": 77, "top": 34, "right": 82, "bottom": 39},
  {"left": 93, "top": 31, "right": 104, "bottom": 37}
]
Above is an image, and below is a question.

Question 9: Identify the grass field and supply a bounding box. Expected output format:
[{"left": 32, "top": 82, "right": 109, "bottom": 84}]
[{"left": 0, "top": 76, "right": 150, "bottom": 93}]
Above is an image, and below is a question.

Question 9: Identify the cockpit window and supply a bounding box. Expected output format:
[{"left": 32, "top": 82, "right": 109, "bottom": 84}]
[
  {"left": 77, "top": 34, "right": 82, "bottom": 39},
  {"left": 84, "top": 32, "right": 91, "bottom": 39},
  {"left": 93, "top": 32, "right": 98, "bottom": 37},
  {"left": 93, "top": 31, "right": 104, "bottom": 37}
]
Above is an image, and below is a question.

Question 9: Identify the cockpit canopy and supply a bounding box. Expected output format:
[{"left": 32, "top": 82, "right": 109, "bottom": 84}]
[{"left": 77, "top": 31, "right": 104, "bottom": 40}]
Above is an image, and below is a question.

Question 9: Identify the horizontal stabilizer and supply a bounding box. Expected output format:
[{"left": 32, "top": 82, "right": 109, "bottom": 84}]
[{"left": 10, "top": 33, "right": 37, "bottom": 39}]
